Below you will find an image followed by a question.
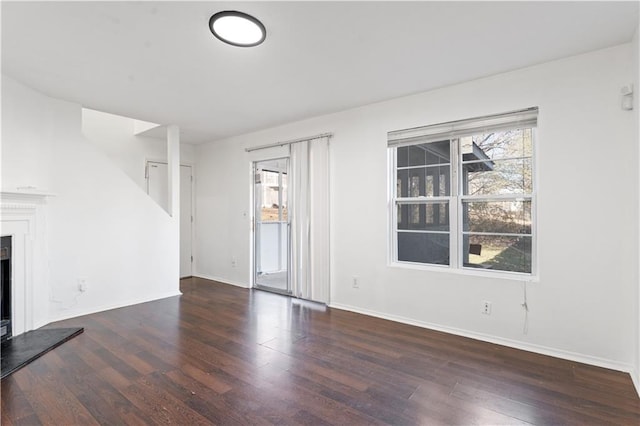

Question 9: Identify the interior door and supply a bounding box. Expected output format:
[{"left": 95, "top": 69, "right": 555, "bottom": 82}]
[
  {"left": 254, "top": 158, "right": 290, "bottom": 294},
  {"left": 146, "top": 162, "right": 193, "bottom": 278},
  {"left": 179, "top": 165, "right": 193, "bottom": 278},
  {"left": 147, "top": 162, "right": 169, "bottom": 212}
]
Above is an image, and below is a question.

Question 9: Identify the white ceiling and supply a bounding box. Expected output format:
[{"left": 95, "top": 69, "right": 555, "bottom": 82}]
[{"left": 2, "top": 1, "right": 639, "bottom": 144}]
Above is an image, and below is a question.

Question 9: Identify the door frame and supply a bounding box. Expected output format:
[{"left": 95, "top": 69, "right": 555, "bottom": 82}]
[
  {"left": 145, "top": 159, "right": 196, "bottom": 278},
  {"left": 252, "top": 157, "right": 291, "bottom": 295}
]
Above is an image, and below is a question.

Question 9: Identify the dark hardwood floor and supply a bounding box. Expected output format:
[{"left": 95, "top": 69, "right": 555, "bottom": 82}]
[{"left": 2, "top": 277, "right": 639, "bottom": 425}]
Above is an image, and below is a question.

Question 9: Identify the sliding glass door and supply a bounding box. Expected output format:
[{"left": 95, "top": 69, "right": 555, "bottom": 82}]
[{"left": 254, "top": 158, "right": 290, "bottom": 294}]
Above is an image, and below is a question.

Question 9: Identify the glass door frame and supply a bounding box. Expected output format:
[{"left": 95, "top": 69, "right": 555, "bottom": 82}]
[{"left": 253, "top": 157, "right": 291, "bottom": 295}]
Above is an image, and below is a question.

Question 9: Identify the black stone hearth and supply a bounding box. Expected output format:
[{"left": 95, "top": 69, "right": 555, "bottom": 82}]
[{"left": 1, "top": 327, "right": 84, "bottom": 379}]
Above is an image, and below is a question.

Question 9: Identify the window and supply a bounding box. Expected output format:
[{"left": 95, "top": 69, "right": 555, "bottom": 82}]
[
  {"left": 389, "top": 108, "right": 537, "bottom": 275},
  {"left": 258, "top": 169, "right": 288, "bottom": 222}
]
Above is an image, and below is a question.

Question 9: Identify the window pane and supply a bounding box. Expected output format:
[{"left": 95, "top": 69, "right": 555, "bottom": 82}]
[
  {"left": 259, "top": 170, "right": 287, "bottom": 222},
  {"left": 464, "top": 235, "right": 531, "bottom": 273},
  {"left": 463, "top": 200, "right": 531, "bottom": 234},
  {"left": 397, "top": 169, "right": 408, "bottom": 197},
  {"left": 428, "top": 166, "right": 450, "bottom": 196},
  {"left": 281, "top": 173, "right": 288, "bottom": 222},
  {"left": 398, "top": 203, "right": 449, "bottom": 231},
  {"left": 462, "top": 158, "right": 532, "bottom": 196},
  {"left": 397, "top": 146, "right": 409, "bottom": 167},
  {"left": 398, "top": 232, "right": 449, "bottom": 265},
  {"left": 397, "top": 141, "right": 450, "bottom": 168},
  {"left": 410, "top": 175, "right": 420, "bottom": 197},
  {"left": 260, "top": 171, "right": 280, "bottom": 222},
  {"left": 397, "top": 166, "right": 450, "bottom": 198},
  {"left": 461, "top": 128, "right": 532, "bottom": 161}
]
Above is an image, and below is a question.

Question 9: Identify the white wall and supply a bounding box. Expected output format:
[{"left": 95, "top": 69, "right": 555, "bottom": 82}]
[
  {"left": 1, "top": 75, "right": 181, "bottom": 324},
  {"left": 81, "top": 108, "right": 195, "bottom": 192},
  {"left": 195, "top": 44, "right": 638, "bottom": 373}
]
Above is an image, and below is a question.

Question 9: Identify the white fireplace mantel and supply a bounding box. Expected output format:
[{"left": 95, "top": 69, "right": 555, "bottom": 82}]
[
  {"left": 1, "top": 189, "right": 54, "bottom": 336},
  {"left": 1, "top": 189, "right": 55, "bottom": 203}
]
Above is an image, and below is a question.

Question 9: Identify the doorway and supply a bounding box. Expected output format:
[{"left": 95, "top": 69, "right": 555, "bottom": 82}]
[
  {"left": 254, "top": 158, "right": 290, "bottom": 294},
  {"left": 146, "top": 161, "right": 194, "bottom": 278}
]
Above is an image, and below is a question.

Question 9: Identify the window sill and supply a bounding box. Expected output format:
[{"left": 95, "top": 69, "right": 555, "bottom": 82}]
[{"left": 388, "top": 260, "right": 539, "bottom": 282}]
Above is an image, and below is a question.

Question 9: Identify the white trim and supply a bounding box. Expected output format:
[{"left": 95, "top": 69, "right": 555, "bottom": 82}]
[
  {"left": 144, "top": 160, "right": 196, "bottom": 278},
  {"left": 251, "top": 156, "right": 292, "bottom": 294},
  {"left": 144, "top": 158, "right": 196, "bottom": 196},
  {"left": 193, "top": 273, "right": 250, "bottom": 289},
  {"left": 249, "top": 161, "right": 256, "bottom": 290},
  {"left": 189, "top": 164, "right": 197, "bottom": 278},
  {"left": 632, "top": 368, "right": 640, "bottom": 398},
  {"left": 461, "top": 231, "right": 533, "bottom": 238},
  {"left": 389, "top": 126, "right": 537, "bottom": 277},
  {"left": 397, "top": 164, "right": 452, "bottom": 171},
  {"left": 397, "top": 229, "right": 450, "bottom": 235},
  {"left": 389, "top": 148, "right": 398, "bottom": 263},
  {"left": 329, "top": 302, "right": 636, "bottom": 376},
  {"left": 453, "top": 137, "right": 461, "bottom": 270},
  {"left": 531, "top": 128, "right": 539, "bottom": 281},
  {"left": 1, "top": 190, "right": 56, "bottom": 200},
  {"left": 181, "top": 164, "right": 195, "bottom": 279},
  {"left": 388, "top": 260, "right": 539, "bottom": 282},
  {"left": 2, "top": 222, "right": 31, "bottom": 336},
  {"left": 388, "top": 107, "right": 538, "bottom": 147},
  {"left": 460, "top": 194, "right": 533, "bottom": 201},
  {"left": 462, "top": 155, "right": 531, "bottom": 165},
  {"left": 396, "top": 196, "right": 451, "bottom": 203},
  {"left": 1, "top": 191, "right": 52, "bottom": 337},
  {"left": 144, "top": 158, "right": 196, "bottom": 167},
  {"left": 144, "top": 159, "right": 195, "bottom": 191},
  {"left": 48, "top": 290, "right": 182, "bottom": 324},
  {"left": 326, "top": 137, "right": 332, "bottom": 306}
]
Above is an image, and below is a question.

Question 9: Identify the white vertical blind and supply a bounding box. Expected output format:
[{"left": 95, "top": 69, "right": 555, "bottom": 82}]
[
  {"left": 290, "top": 141, "right": 310, "bottom": 299},
  {"left": 309, "top": 137, "right": 330, "bottom": 303},
  {"left": 289, "top": 136, "right": 330, "bottom": 303}
]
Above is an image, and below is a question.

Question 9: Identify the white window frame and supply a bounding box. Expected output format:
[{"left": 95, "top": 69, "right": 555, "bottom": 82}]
[{"left": 388, "top": 108, "right": 537, "bottom": 279}]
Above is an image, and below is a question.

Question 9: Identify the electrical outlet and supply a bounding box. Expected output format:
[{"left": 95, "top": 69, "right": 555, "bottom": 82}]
[
  {"left": 78, "top": 278, "right": 87, "bottom": 293},
  {"left": 352, "top": 276, "right": 359, "bottom": 289},
  {"left": 481, "top": 300, "right": 491, "bottom": 315},
  {"left": 231, "top": 258, "right": 237, "bottom": 268}
]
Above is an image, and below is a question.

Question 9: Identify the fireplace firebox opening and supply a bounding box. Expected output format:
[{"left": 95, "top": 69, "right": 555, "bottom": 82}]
[{"left": 1, "top": 236, "right": 12, "bottom": 342}]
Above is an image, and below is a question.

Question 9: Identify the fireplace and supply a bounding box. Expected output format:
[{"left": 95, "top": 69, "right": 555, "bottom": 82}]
[
  {"left": 1, "top": 190, "right": 52, "bottom": 337},
  {"left": 0, "top": 191, "right": 83, "bottom": 380},
  {"left": 1, "top": 236, "right": 11, "bottom": 341}
]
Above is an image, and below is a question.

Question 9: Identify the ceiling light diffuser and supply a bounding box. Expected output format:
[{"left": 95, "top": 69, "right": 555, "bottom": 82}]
[{"left": 209, "top": 11, "right": 266, "bottom": 47}]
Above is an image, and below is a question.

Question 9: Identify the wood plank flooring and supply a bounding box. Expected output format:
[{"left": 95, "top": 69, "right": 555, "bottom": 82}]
[{"left": 2, "top": 277, "right": 639, "bottom": 425}]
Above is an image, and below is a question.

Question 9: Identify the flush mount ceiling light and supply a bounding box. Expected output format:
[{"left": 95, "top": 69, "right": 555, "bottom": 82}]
[{"left": 209, "top": 11, "right": 266, "bottom": 47}]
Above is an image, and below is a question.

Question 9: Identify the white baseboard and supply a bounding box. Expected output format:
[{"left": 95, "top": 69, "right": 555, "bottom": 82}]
[
  {"left": 192, "top": 273, "right": 250, "bottom": 289},
  {"left": 329, "top": 302, "right": 636, "bottom": 376},
  {"left": 632, "top": 367, "right": 640, "bottom": 398},
  {"left": 47, "top": 290, "right": 183, "bottom": 324}
]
